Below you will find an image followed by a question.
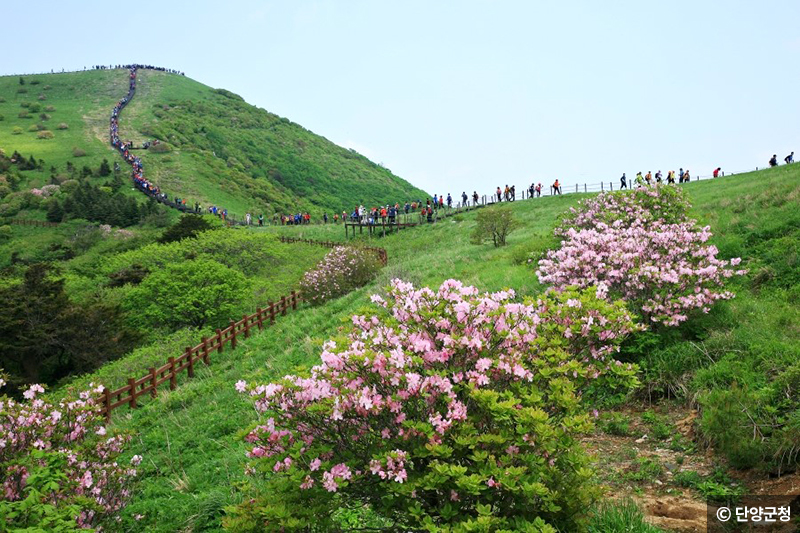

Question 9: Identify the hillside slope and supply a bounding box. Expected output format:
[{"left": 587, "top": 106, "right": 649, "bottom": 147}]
[
  {"left": 56, "top": 166, "right": 800, "bottom": 532},
  {"left": 0, "top": 69, "right": 428, "bottom": 217}
]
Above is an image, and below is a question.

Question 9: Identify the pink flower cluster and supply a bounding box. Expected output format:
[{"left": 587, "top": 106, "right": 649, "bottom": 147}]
[
  {"left": 30, "top": 184, "right": 60, "bottom": 198},
  {"left": 239, "top": 278, "right": 638, "bottom": 495},
  {"left": 537, "top": 187, "right": 746, "bottom": 326},
  {"left": 0, "top": 380, "right": 138, "bottom": 529},
  {"left": 299, "top": 246, "right": 380, "bottom": 305}
]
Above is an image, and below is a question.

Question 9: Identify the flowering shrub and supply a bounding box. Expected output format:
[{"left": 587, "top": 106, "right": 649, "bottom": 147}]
[
  {"left": 299, "top": 246, "right": 382, "bottom": 305},
  {"left": 0, "top": 376, "right": 138, "bottom": 530},
  {"left": 537, "top": 187, "right": 745, "bottom": 326},
  {"left": 231, "top": 280, "right": 639, "bottom": 531}
]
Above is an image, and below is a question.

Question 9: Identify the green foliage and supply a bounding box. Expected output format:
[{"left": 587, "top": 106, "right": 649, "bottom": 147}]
[
  {"left": 470, "top": 205, "right": 519, "bottom": 247},
  {"left": 98, "top": 158, "right": 111, "bottom": 176},
  {"left": 124, "top": 258, "right": 250, "bottom": 330},
  {"left": 0, "top": 264, "right": 138, "bottom": 392},
  {"left": 597, "top": 412, "right": 631, "bottom": 436},
  {"left": 11, "top": 126, "right": 22, "bottom": 135},
  {"left": 623, "top": 457, "right": 664, "bottom": 482},
  {"left": 640, "top": 411, "right": 673, "bottom": 441},
  {"left": 586, "top": 499, "right": 666, "bottom": 533},
  {"left": 37, "top": 130, "right": 54, "bottom": 139},
  {"left": 157, "top": 213, "right": 215, "bottom": 243},
  {"left": 0, "top": 450, "right": 89, "bottom": 532},
  {"left": 71, "top": 147, "right": 86, "bottom": 157},
  {"left": 673, "top": 468, "right": 745, "bottom": 502}
]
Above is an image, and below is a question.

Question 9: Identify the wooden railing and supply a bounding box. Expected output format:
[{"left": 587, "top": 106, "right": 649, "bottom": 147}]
[
  {"left": 10, "top": 219, "right": 59, "bottom": 227},
  {"left": 277, "top": 236, "right": 388, "bottom": 266},
  {"left": 98, "top": 291, "right": 300, "bottom": 422}
]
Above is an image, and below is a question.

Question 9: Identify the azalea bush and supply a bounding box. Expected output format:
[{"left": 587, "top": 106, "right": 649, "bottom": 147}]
[
  {"left": 299, "top": 246, "right": 382, "bottom": 305},
  {"left": 230, "top": 280, "right": 639, "bottom": 532},
  {"left": 0, "top": 375, "right": 139, "bottom": 530},
  {"left": 537, "top": 186, "right": 746, "bottom": 326}
]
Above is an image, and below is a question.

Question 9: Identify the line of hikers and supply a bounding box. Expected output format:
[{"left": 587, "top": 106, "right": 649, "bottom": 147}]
[{"left": 620, "top": 169, "right": 696, "bottom": 189}]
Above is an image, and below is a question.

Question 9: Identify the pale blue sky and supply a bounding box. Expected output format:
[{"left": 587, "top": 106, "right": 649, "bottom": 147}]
[{"left": 2, "top": 0, "right": 798, "bottom": 195}]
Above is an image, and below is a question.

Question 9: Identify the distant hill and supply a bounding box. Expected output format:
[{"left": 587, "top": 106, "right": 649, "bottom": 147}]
[{"left": 0, "top": 69, "right": 428, "bottom": 216}]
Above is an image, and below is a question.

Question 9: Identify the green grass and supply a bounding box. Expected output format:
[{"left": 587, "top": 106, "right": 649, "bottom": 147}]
[
  {"left": 586, "top": 499, "right": 666, "bottom": 533},
  {"left": 47, "top": 165, "right": 799, "bottom": 531},
  {"left": 1, "top": 69, "right": 428, "bottom": 220}
]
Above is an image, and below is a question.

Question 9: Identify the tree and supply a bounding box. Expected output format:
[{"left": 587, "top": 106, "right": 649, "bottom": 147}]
[
  {"left": 46, "top": 199, "right": 64, "bottom": 222},
  {"left": 124, "top": 259, "right": 250, "bottom": 330},
  {"left": 158, "top": 214, "right": 214, "bottom": 243},
  {"left": 470, "top": 205, "right": 519, "bottom": 247},
  {"left": 98, "top": 158, "right": 111, "bottom": 176}
]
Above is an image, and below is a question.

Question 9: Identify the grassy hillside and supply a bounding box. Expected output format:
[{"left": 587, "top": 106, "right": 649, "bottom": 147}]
[
  {"left": 53, "top": 165, "right": 799, "bottom": 531},
  {"left": 0, "top": 69, "right": 428, "bottom": 218}
]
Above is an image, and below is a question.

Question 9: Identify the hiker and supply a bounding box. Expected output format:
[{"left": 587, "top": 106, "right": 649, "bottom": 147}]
[
  {"left": 433, "top": 194, "right": 438, "bottom": 207},
  {"left": 496, "top": 186, "right": 502, "bottom": 202},
  {"left": 620, "top": 173, "right": 627, "bottom": 189},
  {"left": 667, "top": 170, "right": 675, "bottom": 184},
  {"left": 473, "top": 191, "right": 479, "bottom": 205},
  {"left": 679, "top": 168, "right": 685, "bottom": 183},
  {"left": 535, "top": 183, "right": 542, "bottom": 197},
  {"left": 504, "top": 185, "right": 510, "bottom": 201},
  {"left": 645, "top": 171, "right": 652, "bottom": 185},
  {"left": 245, "top": 213, "right": 251, "bottom": 225},
  {"left": 552, "top": 179, "right": 561, "bottom": 195},
  {"left": 510, "top": 185, "right": 516, "bottom": 201},
  {"left": 438, "top": 196, "right": 444, "bottom": 209},
  {"left": 528, "top": 183, "right": 535, "bottom": 198},
  {"left": 447, "top": 193, "right": 452, "bottom": 208},
  {"left": 258, "top": 214, "right": 264, "bottom": 226},
  {"left": 461, "top": 192, "right": 468, "bottom": 206},
  {"left": 684, "top": 169, "right": 691, "bottom": 181},
  {"left": 323, "top": 213, "right": 328, "bottom": 224},
  {"left": 635, "top": 172, "right": 644, "bottom": 187},
  {"left": 769, "top": 154, "right": 778, "bottom": 167},
  {"left": 655, "top": 170, "right": 663, "bottom": 183},
  {"left": 712, "top": 167, "right": 721, "bottom": 178},
  {"left": 785, "top": 152, "right": 794, "bottom": 164}
]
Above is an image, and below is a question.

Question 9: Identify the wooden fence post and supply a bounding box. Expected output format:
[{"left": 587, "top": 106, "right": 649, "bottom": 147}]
[
  {"left": 281, "top": 296, "right": 287, "bottom": 316},
  {"left": 185, "top": 346, "right": 194, "bottom": 378},
  {"left": 256, "top": 307, "right": 264, "bottom": 330},
  {"left": 201, "top": 336, "right": 210, "bottom": 364},
  {"left": 149, "top": 367, "right": 157, "bottom": 398},
  {"left": 216, "top": 328, "right": 223, "bottom": 353},
  {"left": 128, "top": 378, "right": 138, "bottom": 409},
  {"left": 230, "top": 321, "right": 238, "bottom": 350},
  {"left": 243, "top": 314, "right": 251, "bottom": 338},
  {"left": 102, "top": 387, "right": 111, "bottom": 422},
  {"left": 291, "top": 291, "right": 297, "bottom": 310},
  {"left": 268, "top": 302, "right": 275, "bottom": 324},
  {"left": 168, "top": 357, "right": 177, "bottom": 390}
]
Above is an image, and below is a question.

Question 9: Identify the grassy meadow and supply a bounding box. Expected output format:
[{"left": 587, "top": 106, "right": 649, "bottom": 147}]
[{"left": 44, "top": 164, "right": 799, "bottom": 531}]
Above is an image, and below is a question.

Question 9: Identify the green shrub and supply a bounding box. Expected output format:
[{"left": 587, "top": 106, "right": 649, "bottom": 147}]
[
  {"left": 641, "top": 411, "right": 673, "bottom": 440},
  {"left": 57, "top": 122, "right": 69, "bottom": 130},
  {"left": 38, "top": 94, "right": 46, "bottom": 101},
  {"left": 124, "top": 258, "right": 250, "bottom": 330},
  {"left": 28, "top": 124, "right": 40, "bottom": 132},
  {"left": 45, "top": 105, "right": 55, "bottom": 112},
  {"left": 40, "top": 113, "right": 50, "bottom": 121},
  {"left": 72, "top": 147, "right": 86, "bottom": 157},
  {"left": 0, "top": 115, "right": 4, "bottom": 122},
  {"left": 148, "top": 142, "right": 171, "bottom": 153},
  {"left": 28, "top": 102, "right": 41, "bottom": 113},
  {"left": 37, "top": 130, "right": 54, "bottom": 139},
  {"left": 623, "top": 457, "right": 664, "bottom": 482},
  {"left": 0, "top": 96, "right": 6, "bottom": 103},
  {"left": 18, "top": 111, "right": 31, "bottom": 119},
  {"left": 586, "top": 499, "right": 665, "bottom": 533},
  {"left": 157, "top": 214, "right": 215, "bottom": 243},
  {"left": 598, "top": 412, "right": 631, "bottom": 436},
  {"left": 20, "top": 101, "right": 30, "bottom": 108},
  {"left": 12, "top": 127, "right": 23, "bottom": 135},
  {"left": 673, "top": 468, "right": 745, "bottom": 503},
  {"left": 470, "top": 205, "right": 519, "bottom": 247},
  {"left": 17, "top": 88, "right": 27, "bottom": 94}
]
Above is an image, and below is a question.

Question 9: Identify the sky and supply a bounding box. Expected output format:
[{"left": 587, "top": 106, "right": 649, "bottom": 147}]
[{"left": 2, "top": 0, "right": 798, "bottom": 196}]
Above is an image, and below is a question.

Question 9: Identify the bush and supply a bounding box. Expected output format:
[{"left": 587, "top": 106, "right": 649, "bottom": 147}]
[
  {"left": 0, "top": 96, "right": 6, "bottom": 103},
  {"left": 17, "top": 88, "right": 27, "bottom": 94},
  {"left": 72, "top": 147, "right": 86, "bottom": 157},
  {"left": 124, "top": 258, "right": 251, "bottom": 330},
  {"left": 45, "top": 105, "right": 55, "bottom": 112},
  {"left": 18, "top": 111, "right": 31, "bottom": 119},
  {"left": 232, "top": 280, "right": 640, "bottom": 531},
  {"left": 12, "top": 127, "right": 23, "bottom": 135},
  {"left": 470, "top": 205, "right": 518, "bottom": 247},
  {"left": 40, "top": 113, "right": 50, "bottom": 121},
  {"left": 0, "top": 115, "right": 4, "bottom": 122},
  {"left": 57, "top": 122, "right": 69, "bottom": 130},
  {"left": 38, "top": 94, "right": 46, "bottom": 101},
  {"left": 157, "top": 214, "right": 214, "bottom": 243},
  {"left": 37, "top": 130, "right": 54, "bottom": 139},
  {"left": 148, "top": 142, "right": 171, "bottom": 153},
  {"left": 28, "top": 102, "right": 41, "bottom": 113},
  {"left": 0, "top": 378, "right": 139, "bottom": 530},
  {"left": 586, "top": 499, "right": 664, "bottom": 533},
  {"left": 537, "top": 187, "right": 746, "bottom": 326},
  {"left": 28, "top": 124, "right": 40, "bottom": 132},
  {"left": 299, "top": 246, "right": 382, "bottom": 305}
]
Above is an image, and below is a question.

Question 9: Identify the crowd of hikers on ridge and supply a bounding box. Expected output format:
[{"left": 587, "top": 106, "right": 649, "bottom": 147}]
[{"left": 108, "top": 68, "right": 795, "bottom": 228}]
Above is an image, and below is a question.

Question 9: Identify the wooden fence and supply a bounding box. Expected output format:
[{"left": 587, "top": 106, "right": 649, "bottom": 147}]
[
  {"left": 98, "top": 291, "right": 300, "bottom": 422},
  {"left": 10, "top": 219, "right": 59, "bottom": 228},
  {"left": 277, "top": 236, "right": 388, "bottom": 265}
]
